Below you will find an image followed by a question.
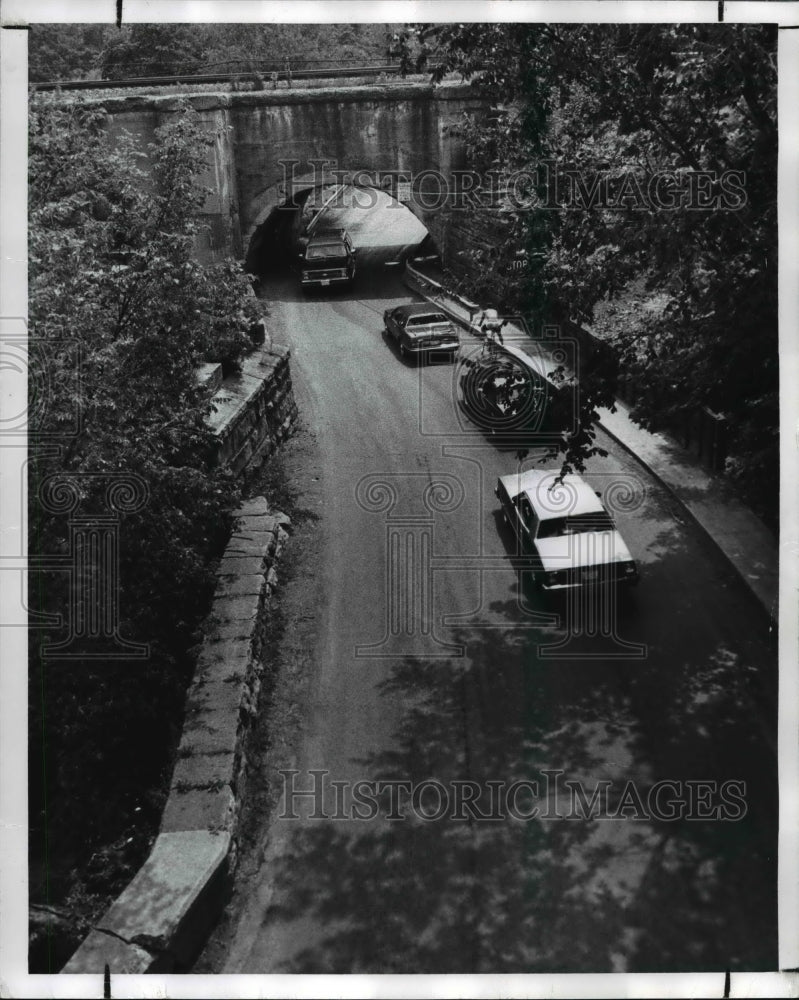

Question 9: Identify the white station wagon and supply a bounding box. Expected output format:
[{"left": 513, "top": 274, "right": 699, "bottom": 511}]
[{"left": 495, "top": 469, "right": 640, "bottom": 591}]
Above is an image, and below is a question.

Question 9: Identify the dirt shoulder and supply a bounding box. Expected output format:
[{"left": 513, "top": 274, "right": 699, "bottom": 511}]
[{"left": 194, "top": 411, "right": 326, "bottom": 972}]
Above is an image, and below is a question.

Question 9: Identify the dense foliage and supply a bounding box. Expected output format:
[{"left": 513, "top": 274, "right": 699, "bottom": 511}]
[
  {"left": 27, "top": 24, "right": 116, "bottom": 82},
  {"left": 415, "top": 24, "right": 778, "bottom": 521},
  {"left": 29, "top": 23, "right": 397, "bottom": 82},
  {"left": 28, "top": 100, "right": 259, "bottom": 963}
]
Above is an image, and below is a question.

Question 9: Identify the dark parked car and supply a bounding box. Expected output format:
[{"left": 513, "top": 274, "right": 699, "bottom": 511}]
[
  {"left": 383, "top": 303, "right": 460, "bottom": 360},
  {"left": 495, "top": 469, "right": 639, "bottom": 591},
  {"left": 299, "top": 229, "right": 356, "bottom": 289}
]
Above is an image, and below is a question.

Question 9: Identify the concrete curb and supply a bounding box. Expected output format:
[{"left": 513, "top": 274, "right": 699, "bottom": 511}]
[
  {"left": 596, "top": 407, "right": 778, "bottom": 621},
  {"left": 62, "top": 496, "right": 291, "bottom": 974},
  {"left": 405, "top": 262, "right": 777, "bottom": 620}
]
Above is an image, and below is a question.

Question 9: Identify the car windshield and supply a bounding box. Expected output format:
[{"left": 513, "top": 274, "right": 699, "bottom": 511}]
[
  {"left": 306, "top": 243, "right": 347, "bottom": 260},
  {"left": 537, "top": 511, "right": 614, "bottom": 538},
  {"left": 407, "top": 313, "right": 449, "bottom": 326}
]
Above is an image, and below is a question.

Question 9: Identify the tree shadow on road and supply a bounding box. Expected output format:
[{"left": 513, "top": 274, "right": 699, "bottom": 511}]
[{"left": 258, "top": 589, "right": 777, "bottom": 973}]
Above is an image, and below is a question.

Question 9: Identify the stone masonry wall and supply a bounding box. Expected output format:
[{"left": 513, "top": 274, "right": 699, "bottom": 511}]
[
  {"left": 207, "top": 343, "right": 298, "bottom": 477},
  {"left": 161, "top": 497, "right": 291, "bottom": 862},
  {"left": 435, "top": 204, "right": 517, "bottom": 290},
  {"left": 63, "top": 319, "right": 298, "bottom": 972},
  {"left": 63, "top": 497, "right": 290, "bottom": 974},
  {"left": 81, "top": 84, "right": 489, "bottom": 268}
]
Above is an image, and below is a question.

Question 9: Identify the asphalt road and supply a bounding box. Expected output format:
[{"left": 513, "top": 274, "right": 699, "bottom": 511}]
[{"left": 199, "top": 261, "right": 777, "bottom": 975}]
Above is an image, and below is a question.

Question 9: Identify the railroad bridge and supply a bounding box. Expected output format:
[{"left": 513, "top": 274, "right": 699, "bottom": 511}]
[{"left": 92, "top": 80, "right": 490, "bottom": 269}]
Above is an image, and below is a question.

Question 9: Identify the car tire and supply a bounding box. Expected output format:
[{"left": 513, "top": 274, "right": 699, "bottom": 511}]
[{"left": 400, "top": 342, "right": 407, "bottom": 358}]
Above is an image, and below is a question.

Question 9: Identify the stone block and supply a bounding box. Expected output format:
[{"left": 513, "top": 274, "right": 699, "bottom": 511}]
[
  {"left": 237, "top": 495, "right": 269, "bottom": 517},
  {"left": 194, "top": 362, "right": 224, "bottom": 394},
  {"left": 211, "top": 592, "right": 262, "bottom": 624},
  {"left": 177, "top": 717, "right": 238, "bottom": 757},
  {"left": 217, "top": 553, "right": 267, "bottom": 577},
  {"left": 228, "top": 527, "right": 275, "bottom": 547},
  {"left": 97, "top": 831, "right": 231, "bottom": 969},
  {"left": 183, "top": 678, "right": 243, "bottom": 732},
  {"left": 188, "top": 668, "right": 245, "bottom": 706},
  {"left": 62, "top": 928, "right": 159, "bottom": 974},
  {"left": 225, "top": 542, "right": 271, "bottom": 564},
  {"left": 170, "top": 748, "right": 238, "bottom": 792},
  {"left": 207, "top": 619, "right": 255, "bottom": 642},
  {"left": 204, "top": 653, "right": 250, "bottom": 688},
  {"left": 213, "top": 572, "right": 265, "bottom": 599},
  {"left": 241, "top": 354, "right": 279, "bottom": 381},
  {"left": 201, "top": 633, "right": 253, "bottom": 659},
  {"left": 153, "top": 97, "right": 184, "bottom": 113},
  {"left": 196, "top": 635, "right": 253, "bottom": 670},
  {"left": 206, "top": 372, "right": 264, "bottom": 437},
  {"left": 190, "top": 94, "right": 230, "bottom": 111},
  {"left": 234, "top": 513, "right": 277, "bottom": 534},
  {"left": 160, "top": 785, "right": 236, "bottom": 834},
  {"left": 273, "top": 510, "right": 292, "bottom": 531}
]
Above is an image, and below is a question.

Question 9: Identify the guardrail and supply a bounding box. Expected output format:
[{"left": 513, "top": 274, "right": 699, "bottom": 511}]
[
  {"left": 31, "top": 63, "right": 441, "bottom": 93},
  {"left": 404, "top": 257, "right": 569, "bottom": 389},
  {"left": 404, "top": 258, "right": 483, "bottom": 332},
  {"left": 406, "top": 258, "right": 733, "bottom": 476}
]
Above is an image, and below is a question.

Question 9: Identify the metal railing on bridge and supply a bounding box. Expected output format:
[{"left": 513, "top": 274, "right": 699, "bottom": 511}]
[{"left": 30, "top": 60, "right": 442, "bottom": 93}]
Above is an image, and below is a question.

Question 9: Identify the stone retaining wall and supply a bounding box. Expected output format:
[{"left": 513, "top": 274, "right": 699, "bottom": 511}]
[
  {"left": 63, "top": 497, "right": 290, "bottom": 974},
  {"left": 434, "top": 204, "right": 517, "bottom": 289},
  {"left": 207, "top": 344, "right": 298, "bottom": 477}
]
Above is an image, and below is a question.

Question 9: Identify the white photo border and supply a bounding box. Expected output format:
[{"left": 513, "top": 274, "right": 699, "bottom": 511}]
[{"left": 2, "top": 2, "right": 796, "bottom": 997}]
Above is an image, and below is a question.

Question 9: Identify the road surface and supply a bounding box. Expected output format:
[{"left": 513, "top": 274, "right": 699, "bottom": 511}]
[{"left": 197, "top": 257, "right": 777, "bottom": 975}]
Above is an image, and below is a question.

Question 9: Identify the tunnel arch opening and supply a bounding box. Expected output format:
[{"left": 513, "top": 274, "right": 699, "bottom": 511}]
[{"left": 244, "top": 182, "right": 441, "bottom": 283}]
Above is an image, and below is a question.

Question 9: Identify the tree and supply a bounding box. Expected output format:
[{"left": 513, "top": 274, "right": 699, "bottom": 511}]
[
  {"left": 29, "top": 23, "right": 401, "bottom": 84},
  {"left": 28, "top": 25, "right": 113, "bottom": 83},
  {"left": 99, "top": 24, "right": 397, "bottom": 80},
  {"left": 417, "top": 24, "right": 777, "bottom": 520},
  {"left": 28, "top": 99, "right": 261, "bottom": 949},
  {"left": 29, "top": 99, "right": 258, "bottom": 626},
  {"left": 100, "top": 24, "right": 209, "bottom": 79}
]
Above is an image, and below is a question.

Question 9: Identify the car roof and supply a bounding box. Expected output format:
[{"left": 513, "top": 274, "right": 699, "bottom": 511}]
[
  {"left": 309, "top": 228, "right": 349, "bottom": 243},
  {"left": 498, "top": 470, "right": 605, "bottom": 520},
  {"left": 394, "top": 303, "right": 451, "bottom": 319}
]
